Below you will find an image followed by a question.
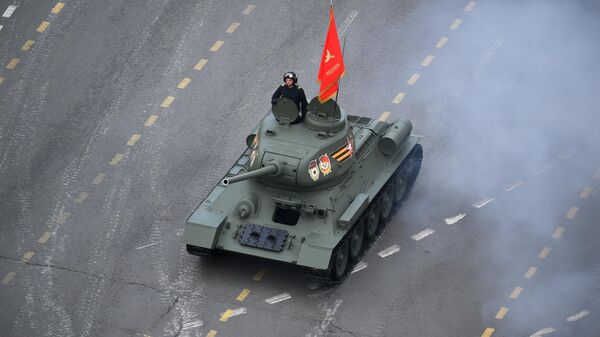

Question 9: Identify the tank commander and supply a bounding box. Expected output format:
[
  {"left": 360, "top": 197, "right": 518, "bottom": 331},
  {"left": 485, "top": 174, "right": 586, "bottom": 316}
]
[{"left": 271, "top": 71, "right": 308, "bottom": 124}]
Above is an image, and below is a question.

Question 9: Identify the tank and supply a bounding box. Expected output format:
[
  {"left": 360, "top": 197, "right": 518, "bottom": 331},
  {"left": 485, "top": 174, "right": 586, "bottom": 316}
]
[{"left": 183, "top": 96, "right": 422, "bottom": 283}]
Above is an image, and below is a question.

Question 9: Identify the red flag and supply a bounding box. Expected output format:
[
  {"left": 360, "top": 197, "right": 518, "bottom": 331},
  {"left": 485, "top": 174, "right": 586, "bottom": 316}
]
[{"left": 317, "top": 6, "right": 345, "bottom": 103}]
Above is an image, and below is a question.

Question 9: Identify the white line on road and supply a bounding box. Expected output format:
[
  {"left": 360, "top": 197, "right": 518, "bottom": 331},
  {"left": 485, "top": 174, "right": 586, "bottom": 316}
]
[
  {"left": 378, "top": 245, "right": 400, "bottom": 258},
  {"left": 473, "top": 197, "right": 494, "bottom": 208},
  {"left": 136, "top": 242, "right": 159, "bottom": 250},
  {"left": 2, "top": 5, "right": 17, "bottom": 18},
  {"left": 265, "top": 293, "right": 291, "bottom": 304},
  {"left": 339, "top": 10, "right": 358, "bottom": 38},
  {"left": 411, "top": 228, "right": 435, "bottom": 241},
  {"left": 351, "top": 261, "right": 368, "bottom": 273},
  {"left": 566, "top": 309, "right": 590, "bottom": 322},
  {"left": 229, "top": 307, "right": 247, "bottom": 318},
  {"left": 530, "top": 327, "right": 556, "bottom": 337},
  {"left": 532, "top": 164, "right": 552, "bottom": 175},
  {"left": 505, "top": 181, "right": 524, "bottom": 192},
  {"left": 445, "top": 213, "right": 466, "bottom": 225}
]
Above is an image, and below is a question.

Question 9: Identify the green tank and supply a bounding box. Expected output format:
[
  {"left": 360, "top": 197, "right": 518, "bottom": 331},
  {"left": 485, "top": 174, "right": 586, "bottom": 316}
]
[{"left": 183, "top": 96, "right": 422, "bottom": 282}]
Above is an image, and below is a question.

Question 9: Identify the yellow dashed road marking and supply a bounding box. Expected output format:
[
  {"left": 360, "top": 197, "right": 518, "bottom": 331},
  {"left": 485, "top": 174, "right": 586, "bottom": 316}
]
[
  {"left": 481, "top": 327, "right": 495, "bottom": 337},
  {"left": 110, "top": 153, "right": 124, "bottom": 166},
  {"left": 21, "top": 40, "right": 35, "bottom": 51},
  {"left": 92, "top": 172, "right": 106, "bottom": 185},
  {"left": 450, "top": 18, "right": 462, "bottom": 30},
  {"left": 392, "top": 92, "right": 406, "bottom": 104},
  {"left": 509, "top": 286, "right": 523, "bottom": 299},
  {"left": 144, "top": 115, "right": 158, "bottom": 127},
  {"left": 242, "top": 4, "right": 256, "bottom": 15},
  {"left": 1, "top": 272, "right": 16, "bottom": 285},
  {"left": 37, "top": 21, "right": 50, "bottom": 33},
  {"left": 552, "top": 227, "right": 565, "bottom": 239},
  {"left": 210, "top": 40, "right": 224, "bottom": 52},
  {"left": 226, "top": 22, "right": 240, "bottom": 34},
  {"left": 464, "top": 1, "right": 477, "bottom": 12},
  {"left": 127, "top": 134, "right": 141, "bottom": 146},
  {"left": 378, "top": 111, "right": 391, "bottom": 122},
  {"left": 236, "top": 288, "right": 251, "bottom": 302},
  {"left": 421, "top": 54, "right": 434, "bottom": 67},
  {"left": 579, "top": 186, "right": 592, "bottom": 199},
  {"left": 593, "top": 168, "right": 600, "bottom": 180},
  {"left": 407, "top": 73, "right": 420, "bottom": 85},
  {"left": 51, "top": 2, "right": 65, "bottom": 14},
  {"left": 566, "top": 206, "right": 579, "bottom": 219},
  {"left": 38, "top": 231, "right": 51, "bottom": 244},
  {"left": 177, "top": 78, "right": 191, "bottom": 89},
  {"left": 220, "top": 309, "right": 235, "bottom": 322},
  {"left": 436, "top": 36, "right": 448, "bottom": 48},
  {"left": 253, "top": 269, "right": 267, "bottom": 281},
  {"left": 6, "top": 58, "right": 20, "bottom": 69},
  {"left": 160, "top": 96, "right": 175, "bottom": 108},
  {"left": 206, "top": 330, "right": 217, "bottom": 337},
  {"left": 74, "top": 192, "right": 88, "bottom": 204},
  {"left": 524, "top": 266, "right": 538, "bottom": 279},
  {"left": 0, "top": 77, "right": 5, "bottom": 86},
  {"left": 538, "top": 246, "right": 551, "bottom": 259},
  {"left": 21, "top": 251, "right": 35, "bottom": 263},
  {"left": 194, "top": 58, "right": 208, "bottom": 71},
  {"left": 57, "top": 211, "right": 70, "bottom": 224},
  {"left": 495, "top": 306, "right": 508, "bottom": 319}
]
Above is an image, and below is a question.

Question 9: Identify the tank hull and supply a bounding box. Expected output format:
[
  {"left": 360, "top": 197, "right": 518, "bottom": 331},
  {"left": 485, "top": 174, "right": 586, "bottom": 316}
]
[{"left": 183, "top": 114, "right": 421, "bottom": 279}]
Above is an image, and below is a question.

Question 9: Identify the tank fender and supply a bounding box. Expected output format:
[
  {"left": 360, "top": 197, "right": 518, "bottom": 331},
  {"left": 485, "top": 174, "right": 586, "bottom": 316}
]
[
  {"left": 378, "top": 120, "right": 413, "bottom": 155},
  {"left": 337, "top": 193, "right": 369, "bottom": 229},
  {"left": 183, "top": 207, "right": 227, "bottom": 249},
  {"left": 297, "top": 232, "right": 338, "bottom": 270}
]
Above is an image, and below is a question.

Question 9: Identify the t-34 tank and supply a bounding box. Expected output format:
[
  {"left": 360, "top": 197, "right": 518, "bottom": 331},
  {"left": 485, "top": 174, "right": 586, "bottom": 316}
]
[{"left": 183, "top": 97, "right": 422, "bottom": 282}]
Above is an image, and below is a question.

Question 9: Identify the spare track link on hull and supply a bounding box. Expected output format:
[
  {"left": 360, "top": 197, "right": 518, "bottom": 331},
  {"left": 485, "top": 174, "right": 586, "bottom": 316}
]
[{"left": 307, "top": 144, "right": 423, "bottom": 285}]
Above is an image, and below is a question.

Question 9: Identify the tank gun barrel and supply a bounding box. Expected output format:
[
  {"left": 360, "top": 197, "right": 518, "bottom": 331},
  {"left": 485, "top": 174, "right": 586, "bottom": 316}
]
[{"left": 222, "top": 163, "right": 279, "bottom": 185}]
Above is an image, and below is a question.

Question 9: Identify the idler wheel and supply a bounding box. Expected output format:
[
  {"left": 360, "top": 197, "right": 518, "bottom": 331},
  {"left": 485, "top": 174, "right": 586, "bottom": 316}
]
[
  {"left": 379, "top": 185, "right": 395, "bottom": 221},
  {"left": 364, "top": 201, "right": 381, "bottom": 241},
  {"left": 349, "top": 219, "right": 365, "bottom": 259},
  {"left": 331, "top": 237, "right": 350, "bottom": 281}
]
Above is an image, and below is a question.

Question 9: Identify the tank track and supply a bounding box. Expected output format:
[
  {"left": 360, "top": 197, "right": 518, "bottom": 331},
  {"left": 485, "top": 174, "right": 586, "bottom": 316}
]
[
  {"left": 306, "top": 144, "right": 423, "bottom": 286},
  {"left": 186, "top": 244, "right": 215, "bottom": 257}
]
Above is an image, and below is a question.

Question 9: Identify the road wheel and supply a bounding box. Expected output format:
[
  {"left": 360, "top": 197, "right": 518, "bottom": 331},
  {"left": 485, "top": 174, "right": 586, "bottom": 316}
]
[
  {"left": 394, "top": 175, "right": 407, "bottom": 205},
  {"left": 331, "top": 238, "right": 350, "bottom": 281},
  {"left": 379, "top": 185, "right": 395, "bottom": 221},
  {"left": 364, "top": 202, "right": 380, "bottom": 241},
  {"left": 349, "top": 219, "right": 365, "bottom": 260}
]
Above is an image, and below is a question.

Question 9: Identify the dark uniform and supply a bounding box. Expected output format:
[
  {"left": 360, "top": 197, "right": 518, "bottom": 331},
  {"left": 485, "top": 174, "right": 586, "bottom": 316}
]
[{"left": 272, "top": 84, "right": 308, "bottom": 123}]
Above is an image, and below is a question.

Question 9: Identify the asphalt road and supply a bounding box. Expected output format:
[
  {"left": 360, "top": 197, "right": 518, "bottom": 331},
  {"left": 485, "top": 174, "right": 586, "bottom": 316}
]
[{"left": 1, "top": 1, "right": 599, "bottom": 337}]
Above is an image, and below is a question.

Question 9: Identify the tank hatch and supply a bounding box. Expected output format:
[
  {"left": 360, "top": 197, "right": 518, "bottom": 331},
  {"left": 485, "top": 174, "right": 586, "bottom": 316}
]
[{"left": 304, "top": 97, "right": 346, "bottom": 133}]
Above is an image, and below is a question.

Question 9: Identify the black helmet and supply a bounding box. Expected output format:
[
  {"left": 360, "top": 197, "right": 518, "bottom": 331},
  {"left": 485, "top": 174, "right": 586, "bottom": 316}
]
[{"left": 283, "top": 71, "right": 297, "bottom": 84}]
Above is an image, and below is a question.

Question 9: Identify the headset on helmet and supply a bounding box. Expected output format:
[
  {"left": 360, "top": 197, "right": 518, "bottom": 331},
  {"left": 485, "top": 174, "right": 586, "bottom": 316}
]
[{"left": 283, "top": 71, "right": 298, "bottom": 84}]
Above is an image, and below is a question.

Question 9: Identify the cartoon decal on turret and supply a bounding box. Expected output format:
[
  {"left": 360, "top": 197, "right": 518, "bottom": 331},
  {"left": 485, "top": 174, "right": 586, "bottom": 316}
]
[
  {"left": 308, "top": 159, "right": 320, "bottom": 181},
  {"left": 319, "top": 154, "right": 332, "bottom": 175}
]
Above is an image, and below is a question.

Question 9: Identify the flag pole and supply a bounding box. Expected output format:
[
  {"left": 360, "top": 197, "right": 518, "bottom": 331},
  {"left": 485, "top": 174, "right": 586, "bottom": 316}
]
[{"left": 332, "top": 33, "right": 346, "bottom": 117}]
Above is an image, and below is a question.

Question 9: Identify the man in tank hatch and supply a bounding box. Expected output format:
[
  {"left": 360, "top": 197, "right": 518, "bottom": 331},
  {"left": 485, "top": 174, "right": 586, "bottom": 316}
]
[{"left": 271, "top": 71, "right": 308, "bottom": 124}]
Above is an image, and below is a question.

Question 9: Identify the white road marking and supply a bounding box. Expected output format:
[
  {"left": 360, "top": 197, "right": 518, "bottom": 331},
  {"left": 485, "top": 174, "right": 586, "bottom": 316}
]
[
  {"left": 445, "top": 213, "right": 466, "bottom": 225},
  {"left": 411, "top": 228, "right": 435, "bottom": 241},
  {"left": 229, "top": 307, "right": 247, "bottom": 318},
  {"left": 182, "top": 320, "right": 203, "bottom": 330},
  {"left": 532, "top": 164, "right": 552, "bottom": 175},
  {"left": 136, "top": 242, "right": 159, "bottom": 250},
  {"left": 242, "top": 4, "right": 256, "bottom": 15},
  {"left": 566, "top": 309, "right": 590, "bottom": 322},
  {"left": 338, "top": 10, "right": 358, "bottom": 38},
  {"left": 530, "top": 327, "right": 556, "bottom": 337},
  {"left": 0, "top": 25, "right": 3, "bottom": 32},
  {"left": 505, "top": 181, "right": 524, "bottom": 192},
  {"left": 473, "top": 197, "right": 494, "bottom": 208},
  {"left": 378, "top": 244, "right": 400, "bottom": 257},
  {"left": 265, "top": 293, "right": 291, "bottom": 304},
  {"left": 2, "top": 5, "right": 17, "bottom": 18},
  {"left": 351, "top": 261, "right": 367, "bottom": 273}
]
